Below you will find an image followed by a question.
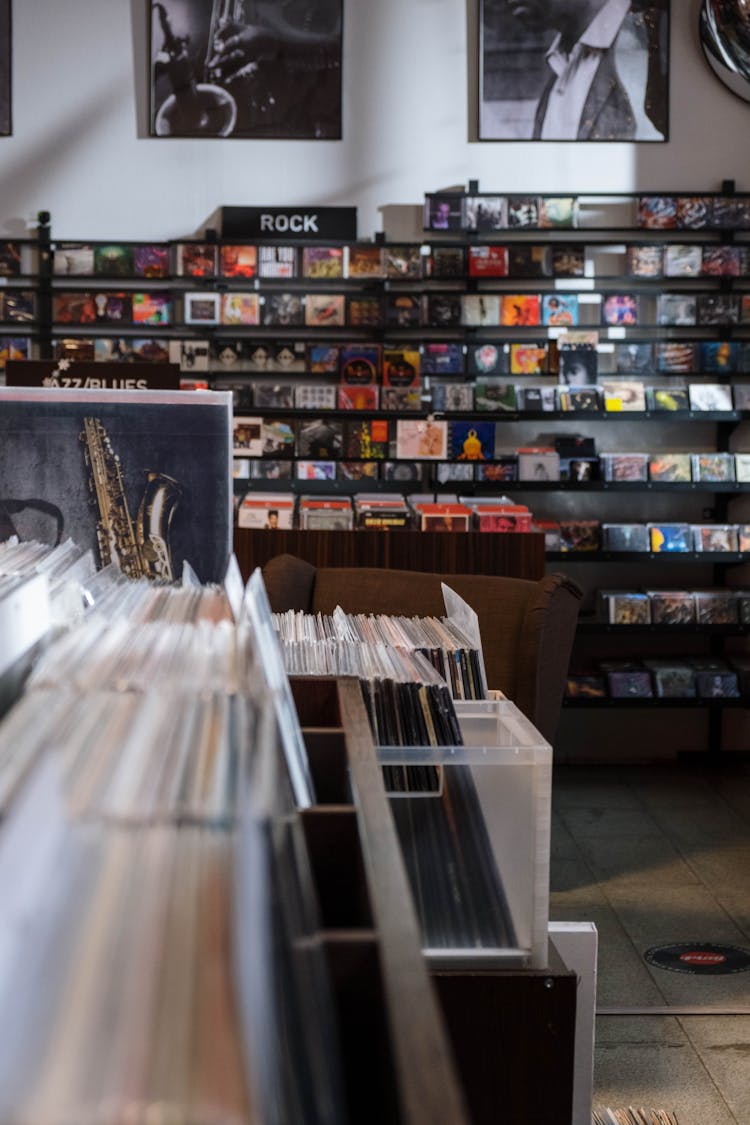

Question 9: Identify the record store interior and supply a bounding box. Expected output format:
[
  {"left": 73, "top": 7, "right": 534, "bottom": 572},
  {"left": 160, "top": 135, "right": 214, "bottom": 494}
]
[{"left": 3, "top": 2, "right": 750, "bottom": 1124}]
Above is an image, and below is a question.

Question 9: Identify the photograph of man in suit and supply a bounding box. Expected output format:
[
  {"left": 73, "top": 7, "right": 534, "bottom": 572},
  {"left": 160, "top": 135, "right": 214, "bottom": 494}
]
[{"left": 480, "top": 0, "right": 668, "bottom": 141}]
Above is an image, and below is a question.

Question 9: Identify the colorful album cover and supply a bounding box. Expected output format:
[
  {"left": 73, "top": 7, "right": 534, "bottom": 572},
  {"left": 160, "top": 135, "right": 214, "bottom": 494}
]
[
  {"left": 449, "top": 421, "right": 496, "bottom": 461},
  {"left": 168, "top": 339, "right": 209, "bottom": 372},
  {"left": 253, "top": 383, "right": 295, "bottom": 410},
  {"left": 346, "top": 244, "right": 384, "bottom": 279},
  {"left": 655, "top": 341, "right": 695, "bottom": 373},
  {"left": 688, "top": 383, "right": 734, "bottom": 411},
  {"left": 0, "top": 336, "right": 29, "bottom": 369},
  {"left": 297, "top": 418, "right": 343, "bottom": 459},
  {"left": 507, "top": 244, "right": 552, "bottom": 278},
  {"left": 426, "top": 293, "right": 462, "bottom": 328},
  {"left": 301, "top": 245, "right": 344, "bottom": 279},
  {"left": 306, "top": 343, "right": 340, "bottom": 373},
  {"left": 219, "top": 245, "right": 258, "bottom": 278},
  {"left": 177, "top": 243, "right": 217, "bottom": 277},
  {"left": 421, "top": 342, "right": 464, "bottom": 376},
  {"left": 694, "top": 524, "right": 738, "bottom": 551},
  {"left": 462, "top": 194, "right": 507, "bottom": 231},
  {"left": 251, "top": 459, "right": 293, "bottom": 480},
  {"left": 468, "top": 245, "right": 509, "bottom": 278},
  {"left": 600, "top": 453, "right": 649, "bottom": 481},
  {"left": 257, "top": 245, "right": 297, "bottom": 279},
  {"left": 501, "top": 294, "right": 541, "bottom": 327},
  {"left": 701, "top": 245, "right": 742, "bottom": 277},
  {"left": 260, "top": 419, "right": 296, "bottom": 457},
  {"left": 469, "top": 342, "right": 508, "bottom": 376},
  {"left": 380, "top": 386, "right": 421, "bottom": 411},
  {"left": 384, "top": 244, "right": 423, "bottom": 280},
  {"left": 558, "top": 386, "right": 602, "bottom": 412},
  {"left": 346, "top": 295, "right": 384, "bottom": 327},
  {"left": 304, "top": 293, "right": 346, "bottom": 328},
  {"left": 614, "top": 342, "right": 653, "bottom": 374},
  {"left": 558, "top": 520, "right": 601, "bottom": 551},
  {"left": 542, "top": 293, "right": 578, "bottom": 327},
  {"left": 344, "top": 418, "right": 390, "bottom": 459},
  {"left": 649, "top": 454, "right": 692, "bottom": 481},
  {"left": 461, "top": 294, "right": 501, "bottom": 327},
  {"left": 426, "top": 246, "right": 465, "bottom": 280},
  {"left": 339, "top": 344, "right": 380, "bottom": 385},
  {"left": 337, "top": 385, "right": 379, "bottom": 411},
  {"left": 699, "top": 341, "right": 737, "bottom": 373},
  {"left": 601, "top": 380, "right": 647, "bottom": 411},
  {"left": 262, "top": 292, "right": 304, "bottom": 326},
  {"left": 134, "top": 244, "right": 170, "bottom": 278},
  {"left": 55, "top": 337, "right": 96, "bottom": 362},
  {"left": 637, "top": 196, "right": 677, "bottom": 229},
  {"left": 602, "top": 591, "right": 651, "bottom": 624},
  {"left": 626, "top": 244, "right": 663, "bottom": 278},
  {"left": 232, "top": 415, "right": 264, "bottom": 456},
  {"left": 474, "top": 379, "right": 517, "bottom": 412},
  {"left": 738, "top": 524, "right": 750, "bottom": 550},
  {"left": 664, "top": 244, "right": 703, "bottom": 278},
  {"left": 386, "top": 293, "right": 423, "bottom": 328},
  {"left": 656, "top": 293, "right": 697, "bottom": 326},
  {"left": 648, "top": 523, "right": 692, "bottom": 552},
  {"left": 94, "top": 245, "right": 134, "bottom": 277},
  {"left": 675, "top": 195, "right": 715, "bottom": 229},
  {"left": 648, "top": 387, "right": 690, "bottom": 411},
  {"left": 539, "top": 196, "right": 578, "bottom": 228},
  {"left": 132, "top": 292, "right": 172, "bottom": 326},
  {"left": 691, "top": 452, "right": 735, "bottom": 481},
  {"left": 697, "top": 293, "right": 740, "bottom": 325},
  {"left": 601, "top": 293, "right": 638, "bottom": 326},
  {"left": 507, "top": 196, "right": 540, "bottom": 228},
  {"left": 1, "top": 291, "right": 34, "bottom": 323},
  {"left": 551, "top": 245, "right": 585, "bottom": 278},
  {"left": 424, "top": 193, "right": 463, "bottom": 232},
  {"left": 647, "top": 594, "right": 696, "bottom": 626},
  {"left": 477, "top": 457, "right": 518, "bottom": 482},
  {"left": 509, "top": 342, "right": 547, "bottom": 375},
  {"left": 184, "top": 292, "right": 220, "bottom": 325},
  {"left": 338, "top": 461, "right": 380, "bottom": 481},
  {"left": 396, "top": 419, "right": 447, "bottom": 459},
  {"left": 54, "top": 244, "right": 95, "bottom": 276},
  {"left": 693, "top": 597, "right": 740, "bottom": 628},
  {"left": 295, "top": 385, "right": 337, "bottom": 411},
  {"left": 53, "top": 292, "right": 128, "bottom": 324},
  {"left": 383, "top": 347, "right": 420, "bottom": 388},
  {"left": 601, "top": 524, "right": 649, "bottom": 551},
  {"left": 430, "top": 383, "right": 474, "bottom": 411},
  {"left": 297, "top": 461, "right": 337, "bottom": 482},
  {"left": 0, "top": 241, "right": 21, "bottom": 277}
]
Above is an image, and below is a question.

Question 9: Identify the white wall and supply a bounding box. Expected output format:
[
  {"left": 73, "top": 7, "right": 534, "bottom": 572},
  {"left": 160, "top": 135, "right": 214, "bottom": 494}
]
[{"left": 1, "top": 0, "right": 749, "bottom": 241}]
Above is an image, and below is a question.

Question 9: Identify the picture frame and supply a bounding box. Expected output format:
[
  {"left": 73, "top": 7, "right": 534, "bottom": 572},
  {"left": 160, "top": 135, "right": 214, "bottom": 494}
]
[
  {"left": 478, "top": 0, "right": 670, "bottom": 142},
  {"left": 149, "top": 0, "right": 343, "bottom": 139},
  {"left": 0, "top": 0, "right": 9, "bottom": 136}
]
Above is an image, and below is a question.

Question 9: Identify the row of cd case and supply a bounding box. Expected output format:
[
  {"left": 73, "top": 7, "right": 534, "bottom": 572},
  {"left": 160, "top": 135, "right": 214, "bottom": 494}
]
[
  {"left": 568, "top": 657, "right": 742, "bottom": 701},
  {"left": 599, "top": 523, "right": 750, "bottom": 554},
  {"left": 599, "top": 587, "right": 750, "bottom": 626}
]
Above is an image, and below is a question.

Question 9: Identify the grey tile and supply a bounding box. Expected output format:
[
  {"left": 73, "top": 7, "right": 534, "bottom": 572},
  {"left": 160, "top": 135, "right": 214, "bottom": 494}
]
[
  {"left": 679, "top": 1017, "right": 750, "bottom": 1125},
  {"left": 575, "top": 834, "right": 702, "bottom": 889},
  {"left": 558, "top": 806, "right": 663, "bottom": 838},
  {"left": 549, "top": 810, "right": 581, "bottom": 860},
  {"left": 549, "top": 856, "right": 600, "bottom": 897},
  {"left": 552, "top": 780, "right": 641, "bottom": 811},
  {"left": 593, "top": 1039, "right": 738, "bottom": 1125},
  {"left": 595, "top": 1013, "right": 687, "bottom": 1046},
  {"left": 559, "top": 902, "right": 667, "bottom": 1008},
  {"left": 714, "top": 891, "right": 750, "bottom": 943},
  {"left": 680, "top": 846, "right": 750, "bottom": 891},
  {"left": 653, "top": 805, "right": 749, "bottom": 847}
]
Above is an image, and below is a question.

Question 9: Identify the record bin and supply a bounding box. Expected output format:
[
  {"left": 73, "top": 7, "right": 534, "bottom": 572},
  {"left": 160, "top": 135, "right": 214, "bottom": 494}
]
[
  {"left": 0, "top": 571, "right": 50, "bottom": 714},
  {"left": 378, "top": 695, "right": 552, "bottom": 970}
]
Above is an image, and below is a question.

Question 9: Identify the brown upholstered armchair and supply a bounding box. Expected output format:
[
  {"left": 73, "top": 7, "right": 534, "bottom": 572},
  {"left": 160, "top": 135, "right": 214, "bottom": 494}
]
[{"left": 262, "top": 554, "right": 582, "bottom": 745}]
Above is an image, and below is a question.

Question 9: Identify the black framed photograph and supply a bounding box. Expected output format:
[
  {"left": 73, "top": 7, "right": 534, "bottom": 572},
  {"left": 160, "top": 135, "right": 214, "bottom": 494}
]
[
  {"left": 149, "top": 0, "right": 343, "bottom": 139},
  {"left": 0, "top": 0, "right": 9, "bottom": 136},
  {"left": 479, "top": 0, "right": 669, "bottom": 141}
]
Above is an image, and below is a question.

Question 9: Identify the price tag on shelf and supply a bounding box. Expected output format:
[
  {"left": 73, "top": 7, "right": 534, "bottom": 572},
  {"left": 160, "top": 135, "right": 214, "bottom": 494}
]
[
  {"left": 578, "top": 292, "right": 601, "bottom": 303},
  {"left": 607, "top": 326, "right": 627, "bottom": 339},
  {"left": 555, "top": 278, "right": 594, "bottom": 291}
]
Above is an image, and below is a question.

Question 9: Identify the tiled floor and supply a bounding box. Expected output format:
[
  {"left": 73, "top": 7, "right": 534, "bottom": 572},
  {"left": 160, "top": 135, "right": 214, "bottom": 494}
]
[{"left": 550, "top": 760, "right": 750, "bottom": 1125}]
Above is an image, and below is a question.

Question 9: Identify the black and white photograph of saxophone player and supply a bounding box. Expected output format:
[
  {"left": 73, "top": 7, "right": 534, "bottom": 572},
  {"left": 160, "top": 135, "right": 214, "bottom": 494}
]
[
  {"left": 0, "top": 389, "right": 233, "bottom": 584},
  {"left": 149, "top": 0, "right": 343, "bottom": 139},
  {"left": 0, "top": 0, "right": 10, "bottom": 136},
  {"left": 479, "top": 0, "right": 669, "bottom": 141}
]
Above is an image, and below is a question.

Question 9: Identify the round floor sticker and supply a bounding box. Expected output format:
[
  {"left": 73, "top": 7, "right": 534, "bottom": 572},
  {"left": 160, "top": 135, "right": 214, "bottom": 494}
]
[{"left": 644, "top": 942, "right": 750, "bottom": 975}]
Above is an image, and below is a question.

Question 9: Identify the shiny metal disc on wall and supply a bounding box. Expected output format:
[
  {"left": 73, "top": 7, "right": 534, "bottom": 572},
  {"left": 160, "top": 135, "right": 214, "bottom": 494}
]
[{"left": 700, "top": 0, "right": 750, "bottom": 102}]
